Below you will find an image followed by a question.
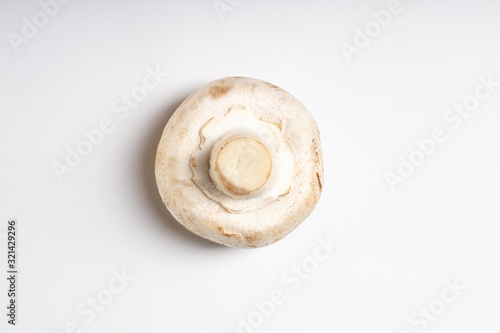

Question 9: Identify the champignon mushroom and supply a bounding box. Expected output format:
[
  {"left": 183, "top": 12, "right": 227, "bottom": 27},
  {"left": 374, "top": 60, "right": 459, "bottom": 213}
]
[{"left": 155, "top": 77, "right": 323, "bottom": 248}]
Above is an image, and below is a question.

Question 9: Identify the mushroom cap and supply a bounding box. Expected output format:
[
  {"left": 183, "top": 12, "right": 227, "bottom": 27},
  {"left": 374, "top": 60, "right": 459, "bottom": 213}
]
[{"left": 155, "top": 77, "right": 323, "bottom": 248}]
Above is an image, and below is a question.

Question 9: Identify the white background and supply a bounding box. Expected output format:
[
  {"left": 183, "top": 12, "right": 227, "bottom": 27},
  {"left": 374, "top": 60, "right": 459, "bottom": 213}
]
[{"left": 1, "top": 0, "right": 500, "bottom": 332}]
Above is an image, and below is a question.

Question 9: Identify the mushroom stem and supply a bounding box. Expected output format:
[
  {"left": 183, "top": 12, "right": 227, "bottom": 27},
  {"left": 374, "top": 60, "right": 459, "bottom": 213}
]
[{"left": 210, "top": 137, "right": 272, "bottom": 197}]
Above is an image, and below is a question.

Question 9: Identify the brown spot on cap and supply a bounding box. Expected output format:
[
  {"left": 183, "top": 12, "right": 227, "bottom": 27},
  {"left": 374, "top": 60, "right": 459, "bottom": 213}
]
[
  {"left": 265, "top": 82, "right": 280, "bottom": 90},
  {"left": 209, "top": 83, "right": 232, "bottom": 99},
  {"left": 316, "top": 172, "right": 323, "bottom": 191},
  {"left": 244, "top": 233, "right": 260, "bottom": 243},
  {"left": 217, "top": 226, "right": 240, "bottom": 239}
]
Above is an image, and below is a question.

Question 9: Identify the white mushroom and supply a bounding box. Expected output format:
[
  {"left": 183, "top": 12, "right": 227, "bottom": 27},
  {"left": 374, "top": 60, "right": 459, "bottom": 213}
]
[{"left": 155, "top": 77, "right": 323, "bottom": 248}]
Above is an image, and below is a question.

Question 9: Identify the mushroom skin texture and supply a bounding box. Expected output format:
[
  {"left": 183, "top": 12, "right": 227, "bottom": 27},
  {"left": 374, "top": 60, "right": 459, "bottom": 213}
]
[{"left": 155, "top": 77, "right": 323, "bottom": 248}]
